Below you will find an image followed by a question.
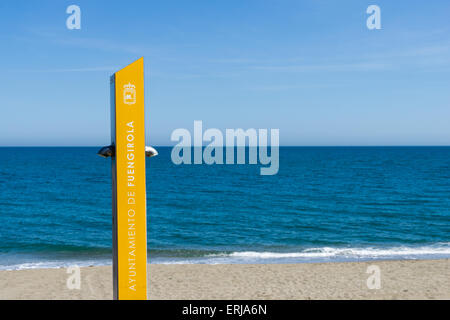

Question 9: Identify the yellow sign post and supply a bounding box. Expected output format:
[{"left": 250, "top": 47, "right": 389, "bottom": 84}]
[{"left": 98, "top": 58, "right": 149, "bottom": 300}]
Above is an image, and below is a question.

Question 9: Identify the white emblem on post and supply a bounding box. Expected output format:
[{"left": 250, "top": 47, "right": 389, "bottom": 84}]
[{"left": 123, "top": 83, "right": 136, "bottom": 105}]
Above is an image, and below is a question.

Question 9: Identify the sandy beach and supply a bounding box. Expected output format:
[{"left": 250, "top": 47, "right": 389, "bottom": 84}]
[{"left": 0, "top": 259, "right": 448, "bottom": 300}]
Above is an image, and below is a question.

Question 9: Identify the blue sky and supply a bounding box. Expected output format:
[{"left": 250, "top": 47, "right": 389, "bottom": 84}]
[{"left": 0, "top": 0, "right": 449, "bottom": 146}]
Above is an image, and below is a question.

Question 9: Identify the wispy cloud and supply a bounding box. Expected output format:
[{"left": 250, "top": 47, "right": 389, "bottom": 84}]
[
  {"left": 364, "top": 43, "right": 450, "bottom": 60},
  {"left": 246, "top": 43, "right": 450, "bottom": 73},
  {"left": 251, "top": 62, "right": 389, "bottom": 72},
  {"left": 55, "top": 37, "right": 147, "bottom": 55},
  {"left": 206, "top": 57, "right": 305, "bottom": 64},
  {"left": 25, "top": 29, "right": 152, "bottom": 55},
  {"left": 250, "top": 83, "right": 345, "bottom": 91},
  {"left": 150, "top": 70, "right": 239, "bottom": 80},
  {"left": 13, "top": 66, "right": 117, "bottom": 73}
]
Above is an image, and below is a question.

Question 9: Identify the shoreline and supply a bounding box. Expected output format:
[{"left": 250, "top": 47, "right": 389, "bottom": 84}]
[
  {"left": 1, "top": 259, "right": 448, "bottom": 299},
  {"left": 2, "top": 255, "right": 450, "bottom": 271},
  {"left": 2, "top": 244, "right": 450, "bottom": 270}
]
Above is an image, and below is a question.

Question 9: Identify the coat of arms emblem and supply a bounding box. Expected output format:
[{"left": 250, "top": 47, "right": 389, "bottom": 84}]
[{"left": 123, "top": 83, "right": 136, "bottom": 105}]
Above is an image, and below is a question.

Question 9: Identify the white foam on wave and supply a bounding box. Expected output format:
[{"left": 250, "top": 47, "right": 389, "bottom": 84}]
[
  {"left": 2, "top": 243, "right": 449, "bottom": 269},
  {"left": 219, "top": 244, "right": 450, "bottom": 260},
  {"left": 153, "top": 243, "right": 450, "bottom": 264},
  {"left": 0, "top": 259, "right": 111, "bottom": 271}
]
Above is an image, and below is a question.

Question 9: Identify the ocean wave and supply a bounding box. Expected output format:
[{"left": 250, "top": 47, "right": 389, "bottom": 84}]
[
  {"left": 1, "top": 243, "right": 449, "bottom": 269},
  {"left": 210, "top": 244, "right": 450, "bottom": 259},
  {"left": 0, "top": 259, "right": 112, "bottom": 271},
  {"left": 157, "top": 243, "right": 450, "bottom": 264}
]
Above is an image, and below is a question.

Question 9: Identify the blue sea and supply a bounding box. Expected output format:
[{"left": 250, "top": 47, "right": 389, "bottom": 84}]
[{"left": 0, "top": 147, "right": 449, "bottom": 270}]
